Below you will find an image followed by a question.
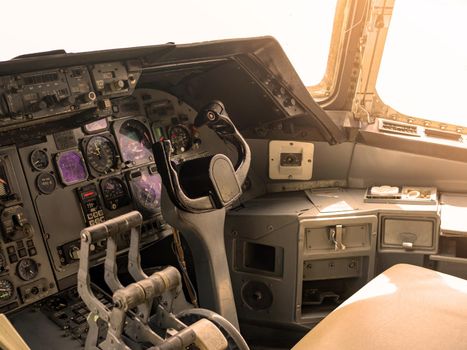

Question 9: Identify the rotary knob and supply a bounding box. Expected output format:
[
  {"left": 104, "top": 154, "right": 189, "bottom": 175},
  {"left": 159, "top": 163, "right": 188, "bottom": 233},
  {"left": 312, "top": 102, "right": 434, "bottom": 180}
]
[
  {"left": 79, "top": 91, "right": 96, "bottom": 104},
  {"left": 110, "top": 80, "right": 125, "bottom": 91}
]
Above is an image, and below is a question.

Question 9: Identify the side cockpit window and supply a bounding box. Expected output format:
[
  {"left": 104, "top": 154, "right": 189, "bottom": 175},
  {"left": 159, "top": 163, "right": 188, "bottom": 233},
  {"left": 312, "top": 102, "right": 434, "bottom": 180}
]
[{"left": 377, "top": 0, "right": 467, "bottom": 129}]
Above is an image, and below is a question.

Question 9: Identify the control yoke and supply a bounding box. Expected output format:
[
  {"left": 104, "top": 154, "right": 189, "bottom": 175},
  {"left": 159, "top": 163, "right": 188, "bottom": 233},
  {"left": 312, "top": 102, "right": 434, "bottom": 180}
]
[
  {"left": 153, "top": 100, "right": 251, "bottom": 213},
  {"left": 153, "top": 101, "right": 251, "bottom": 329}
]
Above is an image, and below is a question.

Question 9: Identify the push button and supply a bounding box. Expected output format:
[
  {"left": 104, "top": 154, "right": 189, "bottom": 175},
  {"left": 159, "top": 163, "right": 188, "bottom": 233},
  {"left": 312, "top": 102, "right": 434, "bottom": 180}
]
[
  {"left": 28, "top": 248, "right": 37, "bottom": 256},
  {"left": 18, "top": 248, "right": 27, "bottom": 258},
  {"left": 9, "top": 254, "right": 18, "bottom": 263}
]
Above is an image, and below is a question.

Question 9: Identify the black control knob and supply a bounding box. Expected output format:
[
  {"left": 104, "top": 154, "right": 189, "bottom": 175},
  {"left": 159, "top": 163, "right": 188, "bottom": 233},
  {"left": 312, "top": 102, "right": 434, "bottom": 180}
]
[{"left": 82, "top": 91, "right": 96, "bottom": 103}]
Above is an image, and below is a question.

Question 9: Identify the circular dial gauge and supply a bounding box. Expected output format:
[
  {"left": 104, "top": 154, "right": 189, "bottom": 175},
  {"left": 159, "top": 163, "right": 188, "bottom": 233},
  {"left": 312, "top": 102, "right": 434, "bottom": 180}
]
[
  {"left": 85, "top": 136, "right": 118, "bottom": 174},
  {"left": 30, "top": 149, "right": 49, "bottom": 170},
  {"left": 100, "top": 177, "right": 130, "bottom": 210},
  {"left": 0, "top": 253, "right": 6, "bottom": 272},
  {"left": 56, "top": 150, "right": 88, "bottom": 185},
  {"left": 168, "top": 124, "right": 192, "bottom": 154},
  {"left": 0, "top": 279, "right": 14, "bottom": 302},
  {"left": 118, "top": 119, "right": 152, "bottom": 163},
  {"left": 17, "top": 258, "right": 39, "bottom": 281},
  {"left": 36, "top": 172, "right": 56, "bottom": 195},
  {"left": 131, "top": 171, "right": 162, "bottom": 214}
]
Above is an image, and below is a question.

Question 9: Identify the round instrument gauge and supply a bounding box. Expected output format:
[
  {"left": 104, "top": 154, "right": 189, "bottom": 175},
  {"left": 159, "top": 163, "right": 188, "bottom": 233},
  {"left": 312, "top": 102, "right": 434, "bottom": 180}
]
[
  {"left": 17, "top": 258, "right": 39, "bottom": 281},
  {"left": 100, "top": 177, "right": 130, "bottom": 210},
  {"left": 56, "top": 150, "right": 88, "bottom": 185},
  {"left": 0, "top": 253, "right": 6, "bottom": 272},
  {"left": 130, "top": 171, "right": 162, "bottom": 214},
  {"left": 36, "top": 172, "right": 56, "bottom": 195},
  {"left": 168, "top": 124, "right": 192, "bottom": 154},
  {"left": 85, "top": 136, "right": 118, "bottom": 174},
  {"left": 30, "top": 149, "right": 49, "bottom": 170},
  {"left": 0, "top": 279, "right": 14, "bottom": 302},
  {"left": 117, "top": 119, "right": 153, "bottom": 163}
]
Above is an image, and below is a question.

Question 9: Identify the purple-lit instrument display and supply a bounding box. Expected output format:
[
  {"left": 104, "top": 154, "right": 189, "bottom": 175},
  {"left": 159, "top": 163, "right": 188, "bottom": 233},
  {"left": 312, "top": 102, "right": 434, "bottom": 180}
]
[
  {"left": 56, "top": 150, "right": 88, "bottom": 185},
  {"left": 117, "top": 119, "right": 153, "bottom": 163},
  {"left": 129, "top": 169, "right": 162, "bottom": 214}
]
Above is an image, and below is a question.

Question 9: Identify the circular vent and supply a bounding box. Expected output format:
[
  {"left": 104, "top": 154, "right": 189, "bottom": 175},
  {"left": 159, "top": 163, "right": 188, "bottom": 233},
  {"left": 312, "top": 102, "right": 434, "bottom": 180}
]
[{"left": 241, "top": 280, "right": 273, "bottom": 311}]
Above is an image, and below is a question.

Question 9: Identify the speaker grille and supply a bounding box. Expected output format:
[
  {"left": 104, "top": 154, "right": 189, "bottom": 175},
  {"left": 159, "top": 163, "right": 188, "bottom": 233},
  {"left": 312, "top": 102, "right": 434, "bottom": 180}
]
[{"left": 241, "top": 280, "right": 273, "bottom": 311}]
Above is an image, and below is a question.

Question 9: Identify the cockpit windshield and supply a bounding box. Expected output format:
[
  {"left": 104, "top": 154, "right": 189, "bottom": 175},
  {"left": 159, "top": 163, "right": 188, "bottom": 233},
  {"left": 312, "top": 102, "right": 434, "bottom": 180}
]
[{"left": 3, "top": 0, "right": 337, "bottom": 87}]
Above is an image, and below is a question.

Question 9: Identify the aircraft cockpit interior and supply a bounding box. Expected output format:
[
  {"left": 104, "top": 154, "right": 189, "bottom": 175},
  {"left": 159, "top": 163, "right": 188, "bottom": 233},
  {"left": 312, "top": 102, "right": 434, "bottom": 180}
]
[{"left": 0, "top": 0, "right": 466, "bottom": 349}]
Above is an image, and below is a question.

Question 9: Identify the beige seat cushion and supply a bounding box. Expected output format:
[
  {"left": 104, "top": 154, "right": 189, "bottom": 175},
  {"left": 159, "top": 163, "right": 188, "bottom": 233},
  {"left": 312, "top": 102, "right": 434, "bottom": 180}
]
[{"left": 293, "top": 264, "right": 467, "bottom": 350}]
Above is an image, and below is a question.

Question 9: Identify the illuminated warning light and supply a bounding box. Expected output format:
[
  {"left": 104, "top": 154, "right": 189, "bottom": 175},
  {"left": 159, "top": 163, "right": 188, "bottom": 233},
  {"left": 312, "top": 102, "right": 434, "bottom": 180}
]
[{"left": 83, "top": 191, "right": 96, "bottom": 198}]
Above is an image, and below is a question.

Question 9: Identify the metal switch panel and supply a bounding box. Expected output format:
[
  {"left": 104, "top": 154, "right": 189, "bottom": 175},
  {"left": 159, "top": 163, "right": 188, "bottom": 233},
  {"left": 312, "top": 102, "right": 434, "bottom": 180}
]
[{"left": 269, "top": 140, "right": 314, "bottom": 180}]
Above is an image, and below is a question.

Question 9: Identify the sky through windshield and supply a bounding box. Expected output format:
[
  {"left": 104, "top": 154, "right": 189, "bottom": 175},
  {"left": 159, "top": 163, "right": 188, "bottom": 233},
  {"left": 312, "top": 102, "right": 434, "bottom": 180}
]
[{"left": 2, "top": 0, "right": 337, "bottom": 87}]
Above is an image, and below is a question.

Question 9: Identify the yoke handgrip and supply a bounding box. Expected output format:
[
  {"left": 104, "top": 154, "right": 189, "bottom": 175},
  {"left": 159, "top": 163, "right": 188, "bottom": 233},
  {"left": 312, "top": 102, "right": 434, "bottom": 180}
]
[
  {"left": 194, "top": 100, "right": 250, "bottom": 184},
  {"left": 153, "top": 101, "right": 250, "bottom": 213}
]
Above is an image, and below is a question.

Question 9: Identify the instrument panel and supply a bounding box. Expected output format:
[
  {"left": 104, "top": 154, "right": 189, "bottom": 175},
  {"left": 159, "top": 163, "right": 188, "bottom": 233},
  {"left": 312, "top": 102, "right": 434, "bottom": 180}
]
[
  {"left": 0, "top": 61, "right": 141, "bottom": 130},
  {"left": 8, "top": 86, "right": 220, "bottom": 313},
  {"left": 0, "top": 66, "right": 96, "bottom": 127},
  {"left": 0, "top": 54, "right": 229, "bottom": 314},
  {"left": 0, "top": 146, "right": 58, "bottom": 313}
]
